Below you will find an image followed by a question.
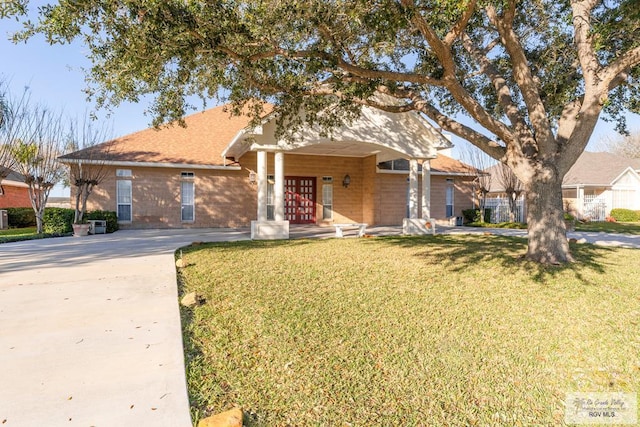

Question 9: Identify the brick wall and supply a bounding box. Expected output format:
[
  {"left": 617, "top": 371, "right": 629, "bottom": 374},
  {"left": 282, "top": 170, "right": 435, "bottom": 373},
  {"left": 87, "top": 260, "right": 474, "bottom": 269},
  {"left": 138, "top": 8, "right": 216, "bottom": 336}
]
[
  {"left": 0, "top": 184, "right": 31, "bottom": 208},
  {"left": 84, "top": 156, "right": 476, "bottom": 229}
]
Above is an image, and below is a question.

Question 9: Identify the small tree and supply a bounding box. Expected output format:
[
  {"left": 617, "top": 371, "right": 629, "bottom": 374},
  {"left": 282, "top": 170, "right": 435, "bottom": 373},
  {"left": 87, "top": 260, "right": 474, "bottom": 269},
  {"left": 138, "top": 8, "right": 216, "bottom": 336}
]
[
  {"left": 0, "top": 80, "right": 18, "bottom": 194},
  {"left": 64, "top": 116, "right": 113, "bottom": 224},
  {"left": 4, "top": 94, "right": 66, "bottom": 233},
  {"left": 461, "top": 147, "right": 494, "bottom": 223},
  {"left": 604, "top": 132, "right": 640, "bottom": 159},
  {"left": 496, "top": 163, "right": 524, "bottom": 222}
]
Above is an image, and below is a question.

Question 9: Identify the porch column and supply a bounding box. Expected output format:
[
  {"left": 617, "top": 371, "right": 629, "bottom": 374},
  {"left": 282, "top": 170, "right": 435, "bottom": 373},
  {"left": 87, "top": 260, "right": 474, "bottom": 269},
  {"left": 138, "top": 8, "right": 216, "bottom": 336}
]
[
  {"left": 256, "top": 150, "right": 267, "bottom": 221},
  {"left": 409, "top": 158, "right": 419, "bottom": 219},
  {"left": 274, "top": 151, "right": 285, "bottom": 221},
  {"left": 422, "top": 159, "right": 431, "bottom": 219},
  {"left": 577, "top": 185, "right": 584, "bottom": 218}
]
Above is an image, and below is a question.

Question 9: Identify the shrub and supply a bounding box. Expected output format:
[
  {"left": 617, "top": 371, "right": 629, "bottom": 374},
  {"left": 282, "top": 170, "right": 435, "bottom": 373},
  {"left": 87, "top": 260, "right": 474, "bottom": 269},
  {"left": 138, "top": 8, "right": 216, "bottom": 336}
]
[
  {"left": 609, "top": 208, "right": 640, "bottom": 222},
  {"left": 86, "top": 210, "right": 119, "bottom": 233},
  {"left": 6, "top": 207, "right": 36, "bottom": 228},
  {"left": 43, "top": 208, "right": 74, "bottom": 234},
  {"left": 462, "top": 208, "right": 492, "bottom": 224}
]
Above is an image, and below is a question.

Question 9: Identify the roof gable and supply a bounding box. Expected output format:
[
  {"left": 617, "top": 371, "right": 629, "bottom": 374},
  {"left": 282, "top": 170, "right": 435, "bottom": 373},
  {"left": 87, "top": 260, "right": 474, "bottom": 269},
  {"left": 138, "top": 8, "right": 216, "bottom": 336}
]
[{"left": 563, "top": 152, "right": 640, "bottom": 186}]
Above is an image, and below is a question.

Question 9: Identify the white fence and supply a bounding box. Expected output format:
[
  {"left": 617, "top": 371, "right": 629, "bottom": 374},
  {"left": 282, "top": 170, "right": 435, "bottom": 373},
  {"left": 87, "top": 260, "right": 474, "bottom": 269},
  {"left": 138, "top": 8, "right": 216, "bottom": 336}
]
[
  {"left": 581, "top": 194, "right": 608, "bottom": 221},
  {"left": 484, "top": 197, "right": 525, "bottom": 223}
]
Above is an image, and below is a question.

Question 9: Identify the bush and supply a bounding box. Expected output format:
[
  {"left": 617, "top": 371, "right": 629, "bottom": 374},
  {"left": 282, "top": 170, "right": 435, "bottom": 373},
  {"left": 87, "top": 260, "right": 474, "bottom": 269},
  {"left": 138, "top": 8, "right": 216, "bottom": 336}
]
[
  {"left": 609, "top": 208, "right": 640, "bottom": 222},
  {"left": 43, "top": 208, "right": 74, "bottom": 234},
  {"left": 6, "top": 207, "right": 36, "bottom": 228},
  {"left": 86, "top": 210, "right": 119, "bottom": 233},
  {"left": 462, "top": 208, "right": 492, "bottom": 224}
]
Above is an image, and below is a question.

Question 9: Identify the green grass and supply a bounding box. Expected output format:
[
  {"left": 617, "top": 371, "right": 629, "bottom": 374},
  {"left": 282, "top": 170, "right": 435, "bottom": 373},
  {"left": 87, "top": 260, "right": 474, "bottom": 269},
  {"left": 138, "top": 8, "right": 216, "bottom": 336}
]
[
  {"left": 178, "top": 235, "right": 640, "bottom": 426},
  {"left": 0, "top": 226, "right": 37, "bottom": 237},
  {"left": 575, "top": 221, "right": 640, "bottom": 235},
  {"left": 466, "top": 221, "right": 528, "bottom": 229},
  {"left": 0, "top": 226, "right": 70, "bottom": 243}
]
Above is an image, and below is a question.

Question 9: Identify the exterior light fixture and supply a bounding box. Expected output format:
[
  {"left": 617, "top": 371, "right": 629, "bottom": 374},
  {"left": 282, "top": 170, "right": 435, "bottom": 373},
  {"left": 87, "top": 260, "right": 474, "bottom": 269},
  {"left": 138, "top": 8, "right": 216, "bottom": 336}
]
[
  {"left": 342, "top": 174, "right": 351, "bottom": 188},
  {"left": 248, "top": 171, "right": 257, "bottom": 184}
]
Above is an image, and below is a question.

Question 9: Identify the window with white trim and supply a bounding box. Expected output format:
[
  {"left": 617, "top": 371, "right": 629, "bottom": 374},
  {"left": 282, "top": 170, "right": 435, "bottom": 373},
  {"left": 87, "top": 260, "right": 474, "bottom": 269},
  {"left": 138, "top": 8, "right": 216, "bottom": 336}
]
[
  {"left": 446, "top": 178, "right": 455, "bottom": 217},
  {"left": 267, "top": 175, "right": 275, "bottom": 220},
  {"left": 322, "top": 177, "right": 333, "bottom": 220},
  {"left": 181, "top": 181, "right": 195, "bottom": 221},
  {"left": 116, "top": 169, "right": 132, "bottom": 177},
  {"left": 116, "top": 179, "right": 132, "bottom": 222}
]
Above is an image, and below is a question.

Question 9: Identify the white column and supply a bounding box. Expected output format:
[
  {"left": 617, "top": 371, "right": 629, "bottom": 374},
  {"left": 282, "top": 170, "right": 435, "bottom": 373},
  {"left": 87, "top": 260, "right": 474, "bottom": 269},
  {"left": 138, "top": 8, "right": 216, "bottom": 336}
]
[
  {"left": 274, "top": 151, "right": 285, "bottom": 221},
  {"left": 256, "top": 150, "right": 267, "bottom": 221},
  {"left": 422, "top": 159, "right": 431, "bottom": 219},
  {"left": 577, "top": 185, "right": 584, "bottom": 218},
  {"left": 409, "top": 158, "right": 419, "bottom": 219}
]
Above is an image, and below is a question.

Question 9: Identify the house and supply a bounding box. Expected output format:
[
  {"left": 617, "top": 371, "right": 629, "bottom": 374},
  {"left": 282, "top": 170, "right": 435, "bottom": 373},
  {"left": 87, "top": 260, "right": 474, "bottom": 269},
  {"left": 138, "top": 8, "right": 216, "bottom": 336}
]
[
  {"left": 0, "top": 167, "right": 31, "bottom": 209},
  {"left": 485, "top": 151, "right": 640, "bottom": 222},
  {"left": 59, "top": 104, "right": 478, "bottom": 239},
  {"left": 562, "top": 152, "right": 640, "bottom": 220}
]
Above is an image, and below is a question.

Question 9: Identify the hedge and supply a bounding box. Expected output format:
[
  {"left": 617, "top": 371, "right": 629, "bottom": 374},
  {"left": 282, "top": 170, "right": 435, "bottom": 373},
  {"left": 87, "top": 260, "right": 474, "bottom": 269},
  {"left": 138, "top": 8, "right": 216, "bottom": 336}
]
[
  {"left": 6, "top": 207, "right": 119, "bottom": 233},
  {"left": 609, "top": 208, "right": 640, "bottom": 222},
  {"left": 43, "top": 208, "right": 75, "bottom": 234},
  {"left": 462, "top": 208, "right": 492, "bottom": 224},
  {"left": 6, "top": 207, "right": 36, "bottom": 228}
]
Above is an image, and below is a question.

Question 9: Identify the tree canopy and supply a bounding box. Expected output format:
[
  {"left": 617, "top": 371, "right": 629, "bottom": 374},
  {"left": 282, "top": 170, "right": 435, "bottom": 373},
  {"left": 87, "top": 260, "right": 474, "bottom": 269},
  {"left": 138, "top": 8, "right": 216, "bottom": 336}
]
[{"left": 4, "top": 0, "right": 639, "bottom": 262}]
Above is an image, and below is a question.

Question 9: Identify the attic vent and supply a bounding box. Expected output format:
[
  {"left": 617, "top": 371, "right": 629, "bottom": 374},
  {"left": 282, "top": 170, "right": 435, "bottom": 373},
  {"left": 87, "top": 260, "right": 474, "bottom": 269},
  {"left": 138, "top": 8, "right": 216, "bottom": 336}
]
[
  {"left": 322, "top": 176, "right": 333, "bottom": 183},
  {"left": 181, "top": 171, "right": 195, "bottom": 178}
]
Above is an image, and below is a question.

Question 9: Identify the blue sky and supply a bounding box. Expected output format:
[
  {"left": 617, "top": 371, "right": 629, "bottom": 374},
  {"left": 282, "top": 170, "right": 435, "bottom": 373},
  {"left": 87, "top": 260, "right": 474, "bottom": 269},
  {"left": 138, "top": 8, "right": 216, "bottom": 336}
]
[{"left": 1, "top": 8, "right": 638, "bottom": 195}]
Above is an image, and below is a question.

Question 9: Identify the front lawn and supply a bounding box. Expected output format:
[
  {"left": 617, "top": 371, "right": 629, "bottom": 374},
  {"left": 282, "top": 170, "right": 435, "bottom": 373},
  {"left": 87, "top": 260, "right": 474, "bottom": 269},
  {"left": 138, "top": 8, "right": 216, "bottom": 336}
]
[
  {"left": 575, "top": 221, "right": 640, "bottom": 235},
  {"left": 178, "top": 235, "right": 640, "bottom": 426},
  {"left": 0, "top": 227, "right": 44, "bottom": 243}
]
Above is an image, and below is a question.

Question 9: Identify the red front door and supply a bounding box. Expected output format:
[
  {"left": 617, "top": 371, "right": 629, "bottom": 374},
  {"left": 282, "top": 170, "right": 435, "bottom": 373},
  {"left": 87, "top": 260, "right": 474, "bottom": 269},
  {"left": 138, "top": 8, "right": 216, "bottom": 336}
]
[{"left": 285, "top": 177, "right": 316, "bottom": 224}]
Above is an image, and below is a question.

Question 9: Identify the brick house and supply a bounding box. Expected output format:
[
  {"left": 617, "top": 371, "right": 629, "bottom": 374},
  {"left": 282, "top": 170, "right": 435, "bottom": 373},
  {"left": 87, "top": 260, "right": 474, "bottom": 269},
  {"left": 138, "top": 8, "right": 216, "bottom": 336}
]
[
  {"left": 59, "top": 104, "right": 477, "bottom": 239},
  {"left": 0, "top": 167, "right": 31, "bottom": 209}
]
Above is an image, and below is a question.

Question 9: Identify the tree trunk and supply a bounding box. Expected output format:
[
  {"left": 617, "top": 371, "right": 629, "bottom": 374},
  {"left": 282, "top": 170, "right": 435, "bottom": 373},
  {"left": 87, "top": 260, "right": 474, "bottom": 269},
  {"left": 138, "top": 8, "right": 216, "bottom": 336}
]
[{"left": 525, "top": 173, "right": 573, "bottom": 264}]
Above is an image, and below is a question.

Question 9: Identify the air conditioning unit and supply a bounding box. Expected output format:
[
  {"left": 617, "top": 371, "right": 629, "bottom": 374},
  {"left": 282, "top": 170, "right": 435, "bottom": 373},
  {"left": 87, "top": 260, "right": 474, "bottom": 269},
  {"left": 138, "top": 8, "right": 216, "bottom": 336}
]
[{"left": 0, "top": 210, "right": 7, "bottom": 230}]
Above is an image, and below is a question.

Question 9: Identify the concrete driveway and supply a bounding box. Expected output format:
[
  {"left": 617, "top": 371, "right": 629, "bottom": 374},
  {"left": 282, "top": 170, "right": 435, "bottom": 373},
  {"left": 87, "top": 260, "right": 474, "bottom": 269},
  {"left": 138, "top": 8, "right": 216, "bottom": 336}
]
[{"left": 0, "top": 229, "right": 249, "bottom": 427}]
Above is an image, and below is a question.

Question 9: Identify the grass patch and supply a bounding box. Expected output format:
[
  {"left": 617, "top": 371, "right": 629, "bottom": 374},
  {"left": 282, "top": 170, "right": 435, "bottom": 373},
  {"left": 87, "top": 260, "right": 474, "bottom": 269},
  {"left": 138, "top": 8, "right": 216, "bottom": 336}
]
[
  {"left": 178, "top": 235, "right": 640, "bottom": 426},
  {"left": 466, "top": 221, "right": 527, "bottom": 229},
  {"left": 575, "top": 221, "right": 640, "bottom": 235},
  {"left": 0, "top": 227, "right": 68, "bottom": 243}
]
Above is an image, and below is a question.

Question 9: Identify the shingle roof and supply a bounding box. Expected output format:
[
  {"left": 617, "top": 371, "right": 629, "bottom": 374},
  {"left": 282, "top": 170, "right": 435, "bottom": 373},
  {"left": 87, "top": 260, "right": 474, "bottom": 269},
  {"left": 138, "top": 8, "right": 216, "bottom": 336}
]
[
  {"left": 430, "top": 155, "right": 477, "bottom": 175},
  {"left": 59, "top": 104, "right": 260, "bottom": 166},
  {"left": 0, "top": 167, "right": 27, "bottom": 185},
  {"left": 563, "top": 151, "right": 640, "bottom": 186}
]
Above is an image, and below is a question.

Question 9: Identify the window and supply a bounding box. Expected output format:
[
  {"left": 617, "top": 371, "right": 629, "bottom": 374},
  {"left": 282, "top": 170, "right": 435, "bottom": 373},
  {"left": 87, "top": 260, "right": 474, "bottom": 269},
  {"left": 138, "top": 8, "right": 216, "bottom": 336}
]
[
  {"left": 116, "top": 169, "right": 132, "bottom": 177},
  {"left": 116, "top": 179, "right": 132, "bottom": 222},
  {"left": 267, "top": 175, "right": 275, "bottom": 220},
  {"left": 181, "top": 181, "right": 195, "bottom": 221},
  {"left": 378, "top": 159, "right": 423, "bottom": 172},
  {"left": 322, "top": 183, "right": 333, "bottom": 220},
  {"left": 446, "top": 178, "right": 454, "bottom": 217},
  {"left": 181, "top": 171, "right": 195, "bottom": 179}
]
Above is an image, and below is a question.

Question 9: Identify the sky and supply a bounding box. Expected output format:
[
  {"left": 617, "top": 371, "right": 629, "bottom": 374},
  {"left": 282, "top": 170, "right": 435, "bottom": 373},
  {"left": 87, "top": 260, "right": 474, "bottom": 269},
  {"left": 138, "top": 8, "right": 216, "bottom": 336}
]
[{"left": 1, "top": 7, "right": 639, "bottom": 196}]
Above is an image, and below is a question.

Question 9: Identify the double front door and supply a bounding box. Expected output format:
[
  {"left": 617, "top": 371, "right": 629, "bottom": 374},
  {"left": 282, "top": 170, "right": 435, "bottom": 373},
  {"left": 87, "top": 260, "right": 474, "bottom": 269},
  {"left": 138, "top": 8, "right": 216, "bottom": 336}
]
[{"left": 284, "top": 177, "right": 316, "bottom": 224}]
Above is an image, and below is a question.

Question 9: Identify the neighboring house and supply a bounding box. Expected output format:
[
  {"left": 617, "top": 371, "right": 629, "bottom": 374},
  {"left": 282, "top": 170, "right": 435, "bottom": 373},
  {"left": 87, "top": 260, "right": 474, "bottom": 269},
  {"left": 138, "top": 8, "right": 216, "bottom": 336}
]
[
  {"left": 562, "top": 152, "right": 640, "bottom": 220},
  {"left": 0, "top": 167, "right": 31, "bottom": 209},
  {"left": 486, "top": 151, "right": 640, "bottom": 222},
  {"left": 59, "top": 104, "right": 477, "bottom": 239}
]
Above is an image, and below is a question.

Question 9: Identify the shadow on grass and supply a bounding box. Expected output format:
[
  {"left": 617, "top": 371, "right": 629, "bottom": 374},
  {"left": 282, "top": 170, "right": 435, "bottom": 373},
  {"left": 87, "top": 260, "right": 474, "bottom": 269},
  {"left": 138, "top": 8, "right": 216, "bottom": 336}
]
[{"left": 368, "top": 234, "right": 616, "bottom": 284}]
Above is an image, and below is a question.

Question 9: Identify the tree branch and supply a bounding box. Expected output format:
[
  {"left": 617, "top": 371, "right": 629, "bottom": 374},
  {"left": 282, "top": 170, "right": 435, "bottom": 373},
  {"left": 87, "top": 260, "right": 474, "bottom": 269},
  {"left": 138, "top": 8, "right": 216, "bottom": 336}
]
[{"left": 486, "top": 1, "right": 555, "bottom": 153}]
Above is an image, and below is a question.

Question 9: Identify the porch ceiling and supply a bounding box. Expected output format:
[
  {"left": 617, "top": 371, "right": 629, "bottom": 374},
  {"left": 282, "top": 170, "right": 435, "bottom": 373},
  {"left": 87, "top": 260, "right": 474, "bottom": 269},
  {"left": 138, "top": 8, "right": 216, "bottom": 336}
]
[{"left": 285, "top": 139, "right": 405, "bottom": 160}]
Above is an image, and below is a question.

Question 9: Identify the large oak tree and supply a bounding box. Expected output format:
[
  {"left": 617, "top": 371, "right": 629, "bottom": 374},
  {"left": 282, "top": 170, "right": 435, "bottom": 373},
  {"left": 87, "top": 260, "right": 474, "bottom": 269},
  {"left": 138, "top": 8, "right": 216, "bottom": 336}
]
[{"left": 4, "top": 0, "right": 639, "bottom": 263}]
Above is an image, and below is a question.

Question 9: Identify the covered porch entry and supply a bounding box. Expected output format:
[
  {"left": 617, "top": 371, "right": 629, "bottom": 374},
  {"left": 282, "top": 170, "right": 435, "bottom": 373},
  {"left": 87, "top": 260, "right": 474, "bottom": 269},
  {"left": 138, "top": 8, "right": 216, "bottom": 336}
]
[{"left": 222, "top": 104, "right": 452, "bottom": 239}]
